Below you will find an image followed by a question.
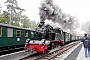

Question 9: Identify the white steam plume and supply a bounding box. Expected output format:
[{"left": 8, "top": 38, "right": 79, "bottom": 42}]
[
  {"left": 39, "top": 0, "right": 79, "bottom": 31},
  {"left": 81, "top": 20, "right": 90, "bottom": 32}
]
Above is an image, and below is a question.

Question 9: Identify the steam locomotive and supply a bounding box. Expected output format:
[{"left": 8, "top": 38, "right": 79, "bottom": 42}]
[{"left": 24, "top": 22, "right": 81, "bottom": 53}]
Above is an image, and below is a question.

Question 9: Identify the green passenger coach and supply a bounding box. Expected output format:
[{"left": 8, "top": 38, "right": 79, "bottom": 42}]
[
  {"left": 0, "top": 23, "right": 36, "bottom": 49},
  {"left": 63, "top": 32, "right": 71, "bottom": 43},
  {"left": 63, "top": 32, "right": 80, "bottom": 44}
]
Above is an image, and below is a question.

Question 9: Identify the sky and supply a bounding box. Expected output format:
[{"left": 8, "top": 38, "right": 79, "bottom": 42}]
[{"left": 0, "top": 0, "right": 90, "bottom": 34}]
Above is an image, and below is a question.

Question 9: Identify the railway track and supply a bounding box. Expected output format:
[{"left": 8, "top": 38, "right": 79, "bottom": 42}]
[
  {"left": 20, "top": 41, "right": 80, "bottom": 60},
  {"left": 0, "top": 47, "right": 24, "bottom": 56},
  {"left": 0, "top": 47, "right": 24, "bottom": 52}
]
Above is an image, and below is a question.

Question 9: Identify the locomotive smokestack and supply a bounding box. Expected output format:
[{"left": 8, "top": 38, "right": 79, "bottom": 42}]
[{"left": 40, "top": 21, "right": 45, "bottom": 26}]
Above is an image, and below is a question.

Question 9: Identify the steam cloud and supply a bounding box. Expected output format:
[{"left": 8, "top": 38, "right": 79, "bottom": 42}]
[
  {"left": 81, "top": 20, "right": 90, "bottom": 32},
  {"left": 39, "top": 0, "right": 79, "bottom": 31}
]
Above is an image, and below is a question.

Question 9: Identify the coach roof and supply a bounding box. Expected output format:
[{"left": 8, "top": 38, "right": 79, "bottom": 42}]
[{"left": 0, "top": 23, "right": 33, "bottom": 31}]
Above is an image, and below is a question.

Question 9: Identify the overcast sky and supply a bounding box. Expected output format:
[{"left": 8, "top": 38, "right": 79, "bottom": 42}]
[{"left": 0, "top": 0, "right": 90, "bottom": 34}]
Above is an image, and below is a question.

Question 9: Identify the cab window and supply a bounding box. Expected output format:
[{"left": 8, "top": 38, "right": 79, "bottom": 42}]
[
  {"left": 25, "top": 30, "right": 28, "bottom": 37},
  {"left": 31, "top": 31, "right": 34, "bottom": 38}
]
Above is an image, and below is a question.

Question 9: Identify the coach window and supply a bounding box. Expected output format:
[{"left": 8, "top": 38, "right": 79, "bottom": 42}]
[
  {"left": 7, "top": 28, "right": 13, "bottom": 37},
  {"left": 0, "top": 26, "right": 2, "bottom": 37},
  {"left": 25, "top": 30, "right": 28, "bottom": 37},
  {"left": 16, "top": 30, "right": 21, "bottom": 37},
  {"left": 31, "top": 32, "right": 34, "bottom": 38}
]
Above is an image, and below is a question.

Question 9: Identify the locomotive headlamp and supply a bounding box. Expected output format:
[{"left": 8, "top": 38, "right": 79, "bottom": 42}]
[
  {"left": 26, "top": 38, "right": 30, "bottom": 42},
  {"left": 30, "top": 41, "right": 33, "bottom": 43},
  {"left": 45, "top": 41, "right": 50, "bottom": 44},
  {"left": 41, "top": 39, "right": 45, "bottom": 42}
]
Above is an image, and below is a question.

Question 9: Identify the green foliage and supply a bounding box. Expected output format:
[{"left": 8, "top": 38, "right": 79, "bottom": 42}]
[
  {"left": 1, "top": 0, "right": 37, "bottom": 30},
  {"left": 0, "top": 11, "right": 10, "bottom": 24},
  {"left": 12, "top": 12, "right": 20, "bottom": 22},
  {"left": 4, "top": 0, "right": 25, "bottom": 25},
  {"left": 13, "top": 21, "right": 20, "bottom": 26},
  {"left": 30, "top": 21, "right": 37, "bottom": 30},
  {"left": 22, "top": 20, "right": 31, "bottom": 28},
  {"left": 0, "top": 14, "right": 5, "bottom": 23},
  {"left": 21, "top": 15, "right": 31, "bottom": 28},
  {"left": 20, "top": 15, "right": 38, "bottom": 29},
  {"left": 0, "top": 10, "right": 38, "bottom": 29}
]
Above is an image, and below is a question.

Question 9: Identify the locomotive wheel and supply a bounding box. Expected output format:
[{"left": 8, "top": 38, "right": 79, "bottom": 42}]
[
  {"left": 54, "top": 43, "right": 56, "bottom": 48},
  {"left": 56, "top": 43, "right": 59, "bottom": 48},
  {"left": 38, "top": 52, "right": 42, "bottom": 54},
  {"left": 42, "top": 49, "right": 48, "bottom": 54},
  {"left": 43, "top": 50, "right": 46, "bottom": 54},
  {"left": 52, "top": 43, "right": 54, "bottom": 49},
  {"left": 45, "top": 49, "right": 48, "bottom": 53}
]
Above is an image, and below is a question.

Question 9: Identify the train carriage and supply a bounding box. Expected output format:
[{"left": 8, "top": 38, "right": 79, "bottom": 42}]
[
  {"left": 63, "top": 32, "right": 71, "bottom": 44},
  {"left": 0, "top": 23, "right": 35, "bottom": 50}
]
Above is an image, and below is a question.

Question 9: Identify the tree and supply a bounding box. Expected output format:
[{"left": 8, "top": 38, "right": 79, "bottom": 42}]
[
  {"left": 22, "top": 20, "right": 31, "bottom": 28},
  {"left": 30, "top": 21, "right": 37, "bottom": 30},
  {"left": 13, "top": 21, "right": 20, "bottom": 26},
  {"left": 0, "top": 14, "right": 6, "bottom": 23},
  {"left": 3, "top": 10, "right": 10, "bottom": 23},
  {"left": 0, "top": 11, "right": 10, "bottom": 23},
  {"left": 4, "top": 0, "right": 25, "bottom": 25},
  {"left": 21, "top": 15, "right": 31, "bottom": 28}
]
